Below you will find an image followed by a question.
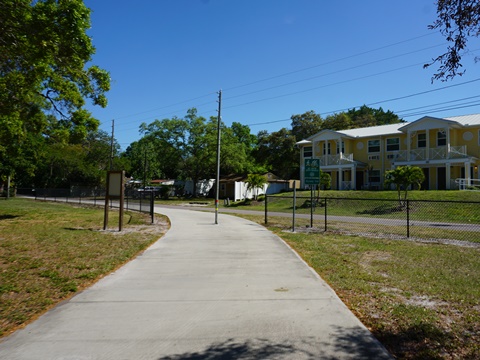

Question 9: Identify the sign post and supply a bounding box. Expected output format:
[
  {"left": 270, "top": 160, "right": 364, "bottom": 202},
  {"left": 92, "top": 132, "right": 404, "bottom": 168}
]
[
  {"left": 104, "top": 170, "right": 125, "bottom": 231},
  {"left": 304, "top": 159, "right": 320, "bottom": 228}
]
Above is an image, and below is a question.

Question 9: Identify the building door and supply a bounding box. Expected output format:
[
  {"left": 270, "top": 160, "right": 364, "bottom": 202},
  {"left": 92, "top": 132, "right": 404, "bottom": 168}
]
[
  {"left": 460, "top": 167, "right": 474, "bottom": 178},
  {"left": 356, "top": 171, "right": 364, "bottom": 190},
  {"left": 422, "top": 168, "right": 429, "bottom": 190},
  {"left": 437, "top": 167, "right": 446, "bottom": 190}
]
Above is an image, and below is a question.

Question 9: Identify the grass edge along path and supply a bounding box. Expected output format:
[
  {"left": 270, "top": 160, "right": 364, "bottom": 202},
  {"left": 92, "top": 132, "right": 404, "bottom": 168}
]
[
  {"left": 236, "top": 213, "right": 480, "bottom": 360},
  {"left": 0, "top": 199, "right": 168, "bottom": 338}
]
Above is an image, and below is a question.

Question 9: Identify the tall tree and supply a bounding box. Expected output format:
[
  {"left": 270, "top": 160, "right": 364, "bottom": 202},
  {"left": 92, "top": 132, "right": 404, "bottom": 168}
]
[
  {"left": 0, "top": 0, "right": 110, "bottom": 179},
  {"left": 425, "top": 0, "right": 480, "bottom": 81},
  {"left": 291, "top": 110, "right": 323, "bottom": 141},
  {"left": 254, "top": 128, "right": 299, "bottom": 179},
  {"left": 322, "top": 113, "right": 353, "bottom": 131},
  {"left": 347, "top": 106, "right": 403, "bottom": 128},
  {"left": 135, "top": 109, "right": 255, "bottom": 195}
]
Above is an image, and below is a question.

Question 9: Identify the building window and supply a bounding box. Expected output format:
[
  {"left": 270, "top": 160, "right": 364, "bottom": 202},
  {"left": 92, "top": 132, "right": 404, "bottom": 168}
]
[
  {"left": 368, "top": 169, "right": 381, "bottom": 183},
  {"left": 368, "top": 139, "right": 380, "bottom": 153},
  {"left": 336, "top": 140, "right": 345, "bottom": 154},
  {"left": 303, "top": 146, "right": 312, "bottom": 158},
  {"left": 418, "top": 133, "right": 426, "bottom": 148},
  {"left": 323, "top": 142, "right": 331, "bottom": 155},
  {"left": 386, "top": 138, "right": 399, "bottom": 152},
  {"left": 437, "top": 131, "right": 447, "bottom": 146}
]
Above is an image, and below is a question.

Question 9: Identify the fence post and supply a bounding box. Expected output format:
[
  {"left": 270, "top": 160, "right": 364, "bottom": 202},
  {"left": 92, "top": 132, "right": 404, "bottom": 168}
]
[
  {"left": 264, "top": 195, "right": 268, "bottom": 224},
  {"left": 324, "top": 197, "right": 327, "bottom": 232},
  {"left": 150, "top": 191, "right": 154, "bottom": 224},
  {"left": 310, "top": 187, "right": 313, "bottom": 228},
  {"left": 292, "top": 182, "right": 296, "bottom": 232},
  {"left": 407, "top": 199, "right": 410, "bottom": 238}
]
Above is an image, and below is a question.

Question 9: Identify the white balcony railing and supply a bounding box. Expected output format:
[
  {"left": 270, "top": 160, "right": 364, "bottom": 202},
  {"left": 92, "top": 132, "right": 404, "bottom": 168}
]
[
  {"left": 319, "top": 153, "right": 354, "bottom": 166},
  {"left": 341, "top": 181, "right": 353, "bottom": 190},
  {"left": 393, "top": 146, "right": 468, "bottom": 163},
  {"left": 449, "top": 145, "right": 467, "bottom": 159}
]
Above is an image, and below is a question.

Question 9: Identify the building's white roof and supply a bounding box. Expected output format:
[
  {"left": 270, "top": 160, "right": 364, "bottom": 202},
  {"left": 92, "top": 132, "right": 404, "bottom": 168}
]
[
  {"left": 444, "top": 114, "right": 480, "bottom": 126},
  {"left": 338, "top": 123, "right": 404, "bottom": 138},
  {"left": 299, "top": 114, "right": 480, "bottom": 144}
]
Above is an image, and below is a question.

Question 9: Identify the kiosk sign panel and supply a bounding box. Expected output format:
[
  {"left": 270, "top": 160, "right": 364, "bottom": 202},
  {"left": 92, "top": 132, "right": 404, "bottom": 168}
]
[{"left": 304, "top": 158, "right": 320, "bottom": 185}]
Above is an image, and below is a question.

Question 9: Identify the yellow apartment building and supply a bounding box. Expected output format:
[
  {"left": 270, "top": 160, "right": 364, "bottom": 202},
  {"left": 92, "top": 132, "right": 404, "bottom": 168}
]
[{"left": 297, "top": 114, "right": 480, "bottom": 190}]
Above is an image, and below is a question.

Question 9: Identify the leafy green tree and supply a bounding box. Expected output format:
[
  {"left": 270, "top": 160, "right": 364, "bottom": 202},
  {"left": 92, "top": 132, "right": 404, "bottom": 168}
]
[
  {"left": 246, "top": 173, "right": 268, "bottom": 200},
  {"left": 135, "top": 109, "right": 256, "bottom": 195},
  {"left": 347, "top": 106, "right": 403, "bottom": 128},
  {"left": 254, "top": 128, "right": 299, "bottom": 179},
  {"left": 18, "top": 129, "right": 121, "bottom": 188},
  {"left": 384, "top": 166, "right": 425, "bottom": 207},
  {"left": 322, "top": 113, "right": 353, "bottom": 131},
  {"left": 291, "top": 111, "right": 323, "bottom": 141},
  {"left": 123, "top": 139, "right": 162, "bottom": 186},
  {"left": 425, "top": 0, "right": 480, "bottom": 81},
  {"left": 320, "top": 171, "right": 331, "bottom": 190},
  {"left": 0, "top": 0, "right": 110, "bottom": 180}
]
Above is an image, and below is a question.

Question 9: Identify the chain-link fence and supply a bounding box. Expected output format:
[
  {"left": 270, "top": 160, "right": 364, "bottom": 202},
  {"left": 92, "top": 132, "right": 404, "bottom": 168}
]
[
  {"left": 16, "top": 187, "right": 155, "bottom": 214},
  {"left": 265, "top": 195, "right": 480, "bottom": 245}
]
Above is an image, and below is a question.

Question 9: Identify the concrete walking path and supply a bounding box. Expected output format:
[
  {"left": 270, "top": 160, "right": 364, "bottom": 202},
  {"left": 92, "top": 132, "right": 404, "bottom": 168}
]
[{"left": 0, "top": 206, "right": 392, "bottom": 359}]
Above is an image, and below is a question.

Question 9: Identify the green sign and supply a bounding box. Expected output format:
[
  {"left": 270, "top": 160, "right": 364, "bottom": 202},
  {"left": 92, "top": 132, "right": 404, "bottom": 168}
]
[{"left": 304, "top": 158, "right": 320, "bottom": 185}]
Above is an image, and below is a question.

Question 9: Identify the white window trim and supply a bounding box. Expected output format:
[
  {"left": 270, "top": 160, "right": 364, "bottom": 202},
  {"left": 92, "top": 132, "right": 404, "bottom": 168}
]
[
  {"left": 437, "top": 131, "right": 447, "bottom": 147},
  {"left": 368, "top": 139, "right": 380, "bottom": 153},
  {"left": 386, "top": 137, "right": 400, "bottom": 152},
  {"left": 418, "top": 133, "right": 426, "bottom": 148},
  {"left": 303, "top": 146, "right": 313, "bottom": 158}
]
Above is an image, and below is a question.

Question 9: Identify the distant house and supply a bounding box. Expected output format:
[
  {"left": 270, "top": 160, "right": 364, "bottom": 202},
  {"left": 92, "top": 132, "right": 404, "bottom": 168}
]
[
  {"left": 219, "top": 173, "right": 292, "bottom": 201},
  {"left": 184, "top": 179, "right": 215, "bottom": 197}
]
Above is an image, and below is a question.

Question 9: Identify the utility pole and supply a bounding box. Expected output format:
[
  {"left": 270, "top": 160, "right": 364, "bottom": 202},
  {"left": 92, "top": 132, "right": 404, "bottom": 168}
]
[
  {"left": 110, "top": 119, "right": 115, "bottom": 170},
  {"left": 215, "top": 90, "right": 222, "bottom": 225}
]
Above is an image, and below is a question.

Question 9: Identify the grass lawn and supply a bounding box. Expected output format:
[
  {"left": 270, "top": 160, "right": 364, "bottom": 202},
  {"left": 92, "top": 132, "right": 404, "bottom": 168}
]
[
  {"left": 0, "top": 199, "right": 168, "bottom": 337},
  {"left": 2, "top": 196, "right": 479, "bottom": 358},
  {"left": 237, "top": 213, "right": 480, "bottom": 359}
]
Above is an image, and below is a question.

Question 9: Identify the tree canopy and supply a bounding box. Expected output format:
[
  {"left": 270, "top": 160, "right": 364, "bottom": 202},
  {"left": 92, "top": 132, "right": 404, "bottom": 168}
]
[
  {"left": 126, "top": 109, "right": 256, "bottom": 194},
  {"left": 0, "top": 0, "right": 110, "bottom": 179},
  {"left": 290, "top": 106, "right": 404, "bottom": 141}
]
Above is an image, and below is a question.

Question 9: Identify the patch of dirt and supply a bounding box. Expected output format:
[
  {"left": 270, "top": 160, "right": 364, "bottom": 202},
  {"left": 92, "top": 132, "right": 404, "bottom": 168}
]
[
  {"left": 359, "top": 250, "right": 392, "bottom": 270},
  {"left": 101, "top": 220, "right": 169, "bottom": 236}
]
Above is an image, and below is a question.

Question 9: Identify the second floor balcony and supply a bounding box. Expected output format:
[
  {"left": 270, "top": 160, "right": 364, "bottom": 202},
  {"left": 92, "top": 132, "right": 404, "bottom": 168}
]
[
  {"left": 318, "top": 153, "right": 354, "bottom": 166},
  {"left": 393, "top": 145, "right": 468, "bottom": 162}
]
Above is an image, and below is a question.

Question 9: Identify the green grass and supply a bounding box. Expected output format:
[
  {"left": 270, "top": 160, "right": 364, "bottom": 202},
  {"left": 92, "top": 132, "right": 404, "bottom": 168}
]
[
  {"left": 236, "top": 213, "right": 480, "bottom": 359},
  {"left": 0, "top": 199, "right": 168, "bottom": 337}
]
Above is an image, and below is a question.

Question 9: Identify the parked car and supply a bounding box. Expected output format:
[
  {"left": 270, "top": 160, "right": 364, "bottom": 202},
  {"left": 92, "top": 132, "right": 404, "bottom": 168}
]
[{"left": 133, "top": 186, "right": 161, "bottom": 199}]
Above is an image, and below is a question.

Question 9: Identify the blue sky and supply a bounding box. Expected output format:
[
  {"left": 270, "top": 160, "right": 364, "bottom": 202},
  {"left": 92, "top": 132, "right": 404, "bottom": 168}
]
[{"left": 83, "top": 0, "right": 480, "bottom": 150}]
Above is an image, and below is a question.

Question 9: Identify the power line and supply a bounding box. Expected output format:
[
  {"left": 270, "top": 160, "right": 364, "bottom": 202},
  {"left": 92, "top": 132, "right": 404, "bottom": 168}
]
[
  {"left": 112, "top": 92, "right": 217, "bottom": 121},
  {"left": 223, "top": 31, "right": 441, "bottom": 92},
  {"left": 223, "top": 62, "right": 427, "bottom": 111},
  {"left": 395, "top": 95, "right": 480, "bottom": 115},
  {"left": 223, "top": 43, "right": 446, "bottom": 102},
  {"left": 102, "top": 31, "right": 441, "bottom": 126},
  {"left": 242, "top": 81, "right": 480, "bottom": 128}
]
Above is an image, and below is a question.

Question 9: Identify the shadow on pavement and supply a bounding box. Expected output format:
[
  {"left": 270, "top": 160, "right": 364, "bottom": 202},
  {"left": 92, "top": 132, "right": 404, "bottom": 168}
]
[{"left": 157, "top": 326, "right": 391, "bottom": 359}]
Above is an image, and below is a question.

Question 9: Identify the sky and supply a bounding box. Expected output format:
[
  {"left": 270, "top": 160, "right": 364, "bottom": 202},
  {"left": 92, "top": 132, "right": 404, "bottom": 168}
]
[{"left": 82, "top": 0, "right": 480, "bottom": 150}]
